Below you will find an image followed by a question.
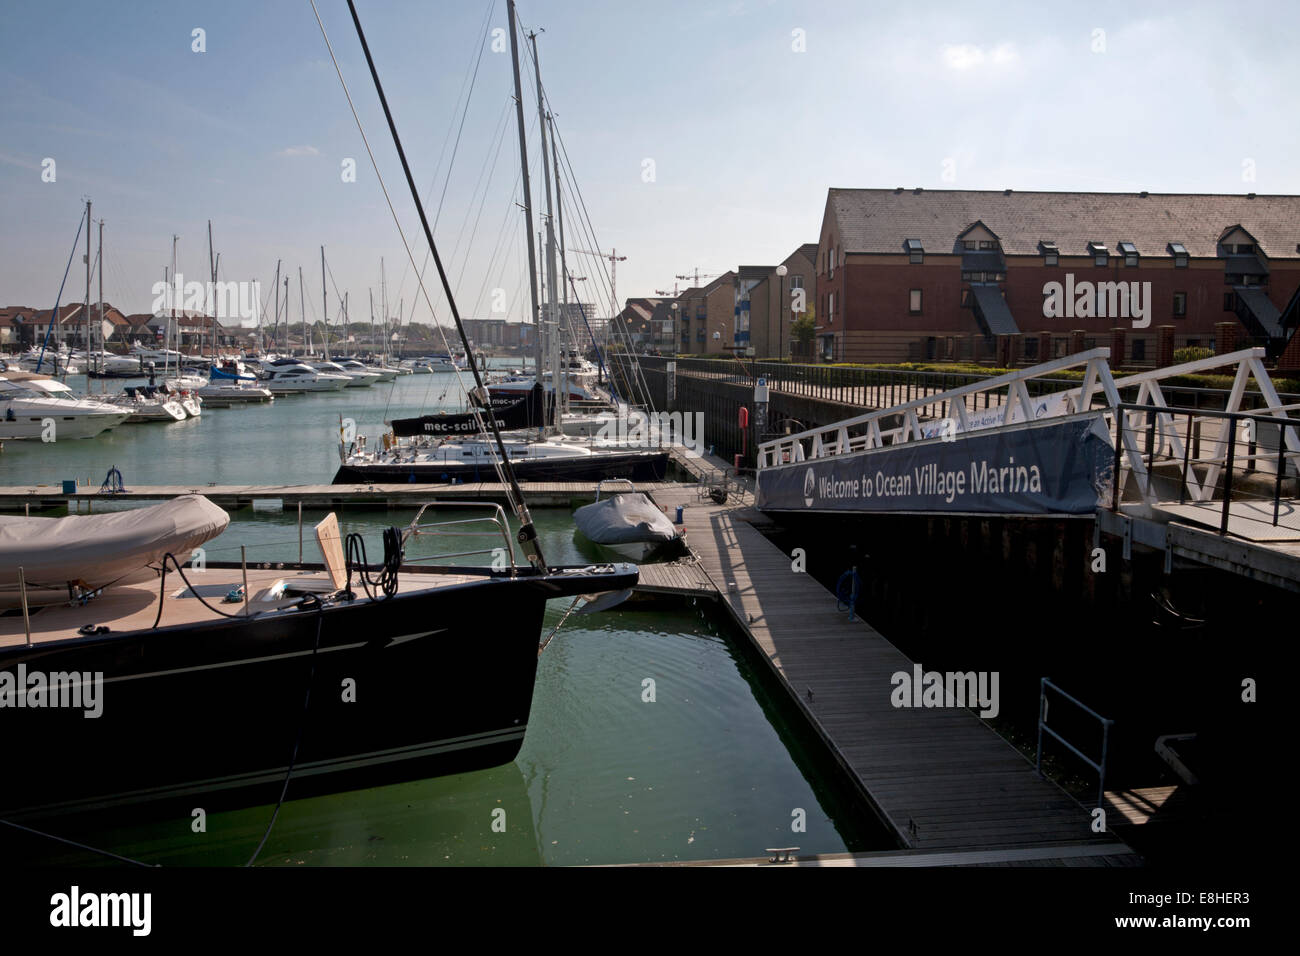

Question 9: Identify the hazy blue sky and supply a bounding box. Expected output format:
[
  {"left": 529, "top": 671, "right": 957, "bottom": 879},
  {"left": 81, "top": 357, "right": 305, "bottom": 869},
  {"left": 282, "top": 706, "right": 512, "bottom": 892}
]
[{"left": 2, "top": 0, "right": 1298, "bottom": 328}]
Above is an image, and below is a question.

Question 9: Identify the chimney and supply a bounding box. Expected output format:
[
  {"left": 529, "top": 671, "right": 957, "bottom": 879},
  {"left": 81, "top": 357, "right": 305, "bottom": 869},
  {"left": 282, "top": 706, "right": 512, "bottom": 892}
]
[{"left": 913, "top": 187, "right": 923, "bottom": 195}]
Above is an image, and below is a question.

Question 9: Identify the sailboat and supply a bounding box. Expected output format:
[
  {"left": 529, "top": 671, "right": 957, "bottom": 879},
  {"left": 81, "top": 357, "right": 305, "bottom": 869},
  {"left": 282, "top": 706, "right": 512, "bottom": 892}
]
[
  {"left": 0, "top": 3, "right": 636, "bottom": 835},
  {"left": 333, "top": 16, "right": 671, "bottom": 485}
]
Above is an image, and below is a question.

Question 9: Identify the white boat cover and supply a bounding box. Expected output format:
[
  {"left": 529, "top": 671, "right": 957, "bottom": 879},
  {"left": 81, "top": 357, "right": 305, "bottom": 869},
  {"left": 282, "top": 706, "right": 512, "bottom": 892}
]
[
  {"left": 0, "top": 495, "right": 229, "bottom": 594},
  {"left": 573, "top": 493, "right": 678, "bottom": 546}
]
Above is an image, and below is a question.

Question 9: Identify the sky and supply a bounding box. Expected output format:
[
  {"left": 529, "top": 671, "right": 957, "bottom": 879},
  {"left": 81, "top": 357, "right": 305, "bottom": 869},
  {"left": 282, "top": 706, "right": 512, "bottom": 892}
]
[{"left": 2, "top": 0, "right": 1299, "bottom": 330}]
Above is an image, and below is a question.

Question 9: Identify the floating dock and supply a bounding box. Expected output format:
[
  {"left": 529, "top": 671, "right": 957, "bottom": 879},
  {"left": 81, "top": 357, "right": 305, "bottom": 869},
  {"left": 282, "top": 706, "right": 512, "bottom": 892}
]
[{"left": 652, "top": 449, "right": 1135, "bottom": 859}]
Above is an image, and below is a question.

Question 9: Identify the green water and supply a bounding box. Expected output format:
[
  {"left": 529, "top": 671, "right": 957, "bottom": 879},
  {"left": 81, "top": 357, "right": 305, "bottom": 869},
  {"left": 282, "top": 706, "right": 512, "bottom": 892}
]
[{"left": 0, "top": 374, "right": 891, "bottom": 865}]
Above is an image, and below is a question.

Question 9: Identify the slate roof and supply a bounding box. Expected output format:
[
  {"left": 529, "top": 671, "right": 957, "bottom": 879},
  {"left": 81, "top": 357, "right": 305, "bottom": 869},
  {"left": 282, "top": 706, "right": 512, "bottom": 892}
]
[{"left": 826, "top": 188, "right": 1300, "bottom": 259}]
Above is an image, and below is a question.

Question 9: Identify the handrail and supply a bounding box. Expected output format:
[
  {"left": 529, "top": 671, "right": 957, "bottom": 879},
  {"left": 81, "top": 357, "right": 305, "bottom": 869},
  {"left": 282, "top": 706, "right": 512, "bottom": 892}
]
[
  {"left": 402, "top": 501, "right": 517, "bottom": 571},
  {"left": 1111, "top": 402, "right": 1300, "bottom": 530},
  {"left": 1036, "top": 677, "right": 1113, "bottom": 810},
  {"left": 757, "top": 348, "right": 1120, "bottom": 468}
]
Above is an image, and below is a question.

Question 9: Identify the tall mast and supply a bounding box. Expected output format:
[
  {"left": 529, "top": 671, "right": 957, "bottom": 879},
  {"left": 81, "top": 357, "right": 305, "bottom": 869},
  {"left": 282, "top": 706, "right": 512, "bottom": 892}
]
[
  {"left": 283, "top": 274, "right": 290, "bottom": 354},
  {"left": 550, "top": 113, "right": 569, "bottom": 418},
  {"left": 207, "top": 220, "right": 215, "bottom": 365},
  {"left": 272, "top": 259, "right": 281, "bottom": 355},
  {"left": 508, "top": 0, "right": 543, "bottom": 412},
  {"left": 83, "top": 199, "right": 91, "bottom": 379},
  {"left": 321, "top": 246, "right": 329, "bottom": 361},
  {"left": 299, "top": 266, "right": 307, "bottom": 357},
  {"left": 530, "top": 28, "right": 557, "bottom": 428},
  {"left": 170, "top": 234, "right": 178, "bottom": 378},
  {"left": 96, "top": 215, "right": 104, "bottom": 388},
  {"left": 370, "top": 288, "right": 376, "bottom": 361}
]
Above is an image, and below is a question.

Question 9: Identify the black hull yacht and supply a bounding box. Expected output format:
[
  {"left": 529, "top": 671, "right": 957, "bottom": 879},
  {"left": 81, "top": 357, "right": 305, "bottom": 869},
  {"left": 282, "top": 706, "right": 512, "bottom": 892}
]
[
  {"left": 333, "top": 447, "right": 669, "bottom": 484},
  {"left": 0, "top": 498, "right": 636, "bottom": 826}
]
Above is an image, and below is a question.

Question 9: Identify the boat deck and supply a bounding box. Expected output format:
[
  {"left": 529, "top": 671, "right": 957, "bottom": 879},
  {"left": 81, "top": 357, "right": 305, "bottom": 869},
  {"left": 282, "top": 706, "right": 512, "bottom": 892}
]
[{"left": 0, "top": 567, "right": 482, "bottom": 648}]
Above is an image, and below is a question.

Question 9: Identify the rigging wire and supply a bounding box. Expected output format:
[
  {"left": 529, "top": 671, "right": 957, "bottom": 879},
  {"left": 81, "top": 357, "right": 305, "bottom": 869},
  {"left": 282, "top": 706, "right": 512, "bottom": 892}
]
[{"left": 309, "top": 0, "right": 540, "bottom": 561}]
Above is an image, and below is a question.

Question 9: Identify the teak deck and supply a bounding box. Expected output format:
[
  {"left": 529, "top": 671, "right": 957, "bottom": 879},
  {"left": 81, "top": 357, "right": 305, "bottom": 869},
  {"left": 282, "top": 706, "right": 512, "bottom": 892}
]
[{"left": 654, "top": 450, "right": 1134, "bottom": 858}]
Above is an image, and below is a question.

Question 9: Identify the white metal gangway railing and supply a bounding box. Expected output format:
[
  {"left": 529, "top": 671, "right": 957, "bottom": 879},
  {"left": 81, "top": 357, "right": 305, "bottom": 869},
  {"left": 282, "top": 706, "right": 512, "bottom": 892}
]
[
  {"left": 756, "top": 345, "right": 1300, "bottom": 519},
  {"left": 757, "top": 347, "right": 1138, "bottom": 470},
  {"left": 1081, "top": 347, "right": 1300, "bottom": 507}
]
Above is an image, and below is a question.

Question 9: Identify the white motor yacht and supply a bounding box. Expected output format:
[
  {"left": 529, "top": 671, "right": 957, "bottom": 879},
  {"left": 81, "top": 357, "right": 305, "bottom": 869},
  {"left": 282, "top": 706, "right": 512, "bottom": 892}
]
[
  {"left": 310, "top": 360, "right": 380, "bottom": 387},
  {"left": 261, "top": 363, "right": 351, "bottom": 393},
  {"left": 0, "top": 369, "right": 133, "bottom": 440}
]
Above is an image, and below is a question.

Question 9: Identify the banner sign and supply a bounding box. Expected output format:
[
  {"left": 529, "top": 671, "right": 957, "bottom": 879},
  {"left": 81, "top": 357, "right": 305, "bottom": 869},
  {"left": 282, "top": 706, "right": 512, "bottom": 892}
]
[
  {"left": 391, "top": 383, "right": 550, "bottom": 437},
  {"left": 917, "top": 390, "right": 1074, "bottom": 440},
  {"left": 757, "top": 414, "right": 1113, "bottom": 515}
]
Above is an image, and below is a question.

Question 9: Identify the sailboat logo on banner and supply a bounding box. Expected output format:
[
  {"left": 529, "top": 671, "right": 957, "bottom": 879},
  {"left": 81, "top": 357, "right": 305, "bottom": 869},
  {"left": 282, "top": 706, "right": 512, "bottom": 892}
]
[{"left": 803, "top": 468, "right": 816, "bottom": 508}]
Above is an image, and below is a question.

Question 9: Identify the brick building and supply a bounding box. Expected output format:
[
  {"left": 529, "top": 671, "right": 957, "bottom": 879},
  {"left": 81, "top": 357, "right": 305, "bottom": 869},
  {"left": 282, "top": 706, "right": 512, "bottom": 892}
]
[
  {"left": 745, "top": 243, "right": 818, "bottom": 358},
  {"left": 815, "top": 188, "right": 1300, "bottom": 368},
  {"left": 675, "top": 271, "right": 736, "bottom": 355}
]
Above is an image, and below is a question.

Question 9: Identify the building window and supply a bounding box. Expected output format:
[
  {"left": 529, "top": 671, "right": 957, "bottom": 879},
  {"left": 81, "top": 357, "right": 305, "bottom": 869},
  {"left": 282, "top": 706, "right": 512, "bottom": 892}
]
[
  {"left": 1235, "top": 243, "right": 1255, "bottom": 254},
  {"left": 829, "top": 246, "right": 835, "bottom": 279},
  {"left": 963, "top": 240, "right": 977, "bottom": 250},
  {"left": 1132, "top": 338, "right": 1146, "bottom": 362},
  {"left": 905, "top": 238, "right": 924, "bottom": 264},
  {"left": 909, "top": 289, "right": 922, "bottom": 314},
  {"left": 1024, "top": 337, "right": 1039, "bottom": 361},
  {"left": 1040, "top": 240, "right": 1059, "bottom": 267},
  {"left": 1088, "top": 241, "right": 1108, "bottom": 267},
  {"left": 1224, "top": 292, "right": 1235, "bottom": 311},
  {"left": 1118, "top": 241, "right": 1138, "bottom": 266},
  {"left": 961, "top": 288, "right": 972, "bottom": 308},
  {"left": 828, "top": 291, "right": 834, "bottom": 324},
  {"left": 1173, "top": 292, "right": 1187, "bottom": 316},
  {"left": 978, "top": 240, "right": 997, "bottom": 250},
  {"left": 1169, "top": 242, "right": 1188, "bottom": 268},
  {"left": 789, "top": 275, "right": 803, "bottom": 290}
]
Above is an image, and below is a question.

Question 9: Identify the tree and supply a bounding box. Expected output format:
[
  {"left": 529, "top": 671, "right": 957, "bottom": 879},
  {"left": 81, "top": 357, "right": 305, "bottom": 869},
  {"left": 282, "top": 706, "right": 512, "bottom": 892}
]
[{"left": 790, "top": 305, "right": 815, "bottom": 356}]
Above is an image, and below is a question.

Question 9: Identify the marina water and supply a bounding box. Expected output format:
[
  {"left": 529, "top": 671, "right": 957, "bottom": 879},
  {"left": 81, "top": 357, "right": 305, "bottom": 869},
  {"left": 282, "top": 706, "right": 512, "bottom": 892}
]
[{"left": 0, "top": 371, "right": 889, "bottom": 865}]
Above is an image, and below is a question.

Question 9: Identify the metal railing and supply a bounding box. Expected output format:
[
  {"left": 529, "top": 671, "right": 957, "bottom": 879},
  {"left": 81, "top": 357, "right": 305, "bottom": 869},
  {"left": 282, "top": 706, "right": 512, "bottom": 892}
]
[
  {"left": 1036, "top": 677, "right": 1113, "bottom": 810},
  {"left": 755, "top": 348, "right": 1123, "bottom": 469},
  {"left": 401, "top": 502, "right": 517, "bottom": 569},
  {"left": 1111, "top": 403, "right": 1300, "bottom": 533}
]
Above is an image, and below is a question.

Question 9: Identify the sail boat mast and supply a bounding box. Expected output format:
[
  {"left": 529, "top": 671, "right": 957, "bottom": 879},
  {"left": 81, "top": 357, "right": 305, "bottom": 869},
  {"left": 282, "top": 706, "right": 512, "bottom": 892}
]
[
  {"left": 82, "top": 199, "right": 91, "bottom": 382},
  {"left": 529, "top": 29, "right": 558, "bottom": 429},
  {"left": 299, "top": 266, "right": 307, "bottom": 357},
  {"left": 550, "top": 113, "right": 569, "bottom": 418},
  {"left": 272, "top": 259, "right": 281, "bottom": 355},
  {"left": 321, "top": 246, "right": 329, "bottom": 361},
  {"left": 96, "top": 216, "right": 103, "bottom": 389},
  {"left": 344, "top": 0, "right": 546, "bottom": 569},
  {"left": 507, "top": 2, "right": 543, "bottom": 415}
]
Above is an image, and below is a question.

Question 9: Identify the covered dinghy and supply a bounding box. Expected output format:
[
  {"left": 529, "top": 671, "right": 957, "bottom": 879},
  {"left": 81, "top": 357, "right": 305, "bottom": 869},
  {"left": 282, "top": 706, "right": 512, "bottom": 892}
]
[
  {"left": 0, "top": 494, "right": 229, "bottom": 605},
  {"left": 573, "top": 486, "right": 681, "bottom": 561}
]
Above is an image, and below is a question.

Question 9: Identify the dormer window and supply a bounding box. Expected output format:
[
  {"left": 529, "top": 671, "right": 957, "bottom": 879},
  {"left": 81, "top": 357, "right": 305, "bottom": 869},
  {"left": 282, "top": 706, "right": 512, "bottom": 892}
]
[
  {"left": 905, "top": 238, "right": 924, "bottom": 264},
  {"left": 978, "top": 240, "right": 997, "bottom": 250},
  {"left": 1088, "top": 241, "right": 1108, "bottom": 267},
  {"left": 1169, "top": 242, "right": 1188, "bottom": 268},
  {"left": 963, "top": 240, "right": 977, "bottom": 250},
  {"left": 1235, "top": 242, "right": 1255, "bottom": 254},
  {"left": 1040, "top": 241, "right": 1058, "bottom": 267},
  {"left": 1118, "top": 241, "right": 1139, "bottom": 267}
]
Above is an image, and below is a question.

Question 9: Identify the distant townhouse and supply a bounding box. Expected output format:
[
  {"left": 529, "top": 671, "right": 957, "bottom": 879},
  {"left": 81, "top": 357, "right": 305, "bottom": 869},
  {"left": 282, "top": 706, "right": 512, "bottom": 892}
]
[
  {"left": 744, "top": 243, "right": 818, "bottom": 358},
  {"left": 674, "top": 272, "right": 736, "bottom": 355},
  {"left": 815, "top": 187, "right": 1300, "bottom": 368}
]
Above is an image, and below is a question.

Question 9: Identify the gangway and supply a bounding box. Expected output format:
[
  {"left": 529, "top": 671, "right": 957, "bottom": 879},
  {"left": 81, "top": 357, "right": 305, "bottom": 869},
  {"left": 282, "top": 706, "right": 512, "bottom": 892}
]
[{"left": 757, "top": 347, "right": 1300, "bottom": 582}]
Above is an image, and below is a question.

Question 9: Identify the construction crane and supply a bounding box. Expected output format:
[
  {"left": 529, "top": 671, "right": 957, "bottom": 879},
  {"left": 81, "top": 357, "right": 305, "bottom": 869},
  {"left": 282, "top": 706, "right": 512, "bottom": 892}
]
[
  {"left": 569, "top": 247, "right": 626, "bottom": 318},
  {"left": 675, "top": 268, "right": 722, "bottom": 290}
]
